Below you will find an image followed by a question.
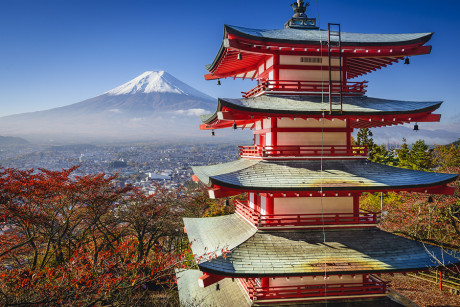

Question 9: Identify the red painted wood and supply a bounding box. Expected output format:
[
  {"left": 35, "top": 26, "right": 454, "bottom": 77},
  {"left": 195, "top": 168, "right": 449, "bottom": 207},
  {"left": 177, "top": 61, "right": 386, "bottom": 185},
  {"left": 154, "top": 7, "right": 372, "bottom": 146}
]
[
  {"left": 241, "top": 275, "right": 387, "bottom": 301},
  {"left": 238, "top": 145, "right": 368, "bottom": 158},
  {"left": 273, "top": 55, "right": 279, "bottom": 81},
  {"left": 265, "top": 196, "right": 274, "bottom": 216},
  {"left": 206, "top": 35, "right": 431, "bottom": 80},
  {"left": 199, "top": 110, "right": 441, "bottom": 130},
  {"left": 346, "top": 120, "right": 351, "bottom": 148},
  {"left": 198, "top": 272, "right": 226, "bottom": 288},
  {"left": 242, "top": 80, "right": 367, "bottom": 98},
  {"left": 353, "top": 195, "right": 360, "bottom": 215},
  {"left": 234, "top": 200, "right": 381, "bottom": 228},
  {"left": 253, "top": 127, "right": 353, "bottom": 134},
  {"left": 270, "top": 117, "right": 277, "bottom": 147},
  {"left": 207, "top": 183, "right": 455, "bottom": 199}
]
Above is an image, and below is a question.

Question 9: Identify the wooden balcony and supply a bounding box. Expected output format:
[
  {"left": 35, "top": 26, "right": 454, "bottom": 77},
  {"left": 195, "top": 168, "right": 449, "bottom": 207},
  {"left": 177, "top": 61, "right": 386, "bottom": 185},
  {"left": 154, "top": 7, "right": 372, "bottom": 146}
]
[
  {"left": 238, "top": 145, "right": 368, "bottom": 159},
  {"left": 234, "top": 200, "right": 380, "bottom": 229},
  {"left": 241, "top": 275, "right": 387, "bottom": 302},
  {"left": 242, "top": 80, "right": 368, "bottom": 98}
]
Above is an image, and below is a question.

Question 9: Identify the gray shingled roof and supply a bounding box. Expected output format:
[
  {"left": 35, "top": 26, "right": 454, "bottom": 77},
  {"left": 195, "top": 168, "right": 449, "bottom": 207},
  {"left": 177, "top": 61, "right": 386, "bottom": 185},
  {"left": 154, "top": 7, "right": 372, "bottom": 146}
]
[
  {"left": 184, "top": 214, "right": 459, "bottom": 277},
  {"left": 201, "top": 96, "right": 442, "bottom": 124},
  {"left": 254, "top": 296, "right": 406, "bottom": 307},
  {"left": 225, "top": 25, "right": 433, "bottom": 46},
  {"left": 192, "top": 159, "right": 457, "bottom": 192},
  {"left": 176, "top": 268, "right": 405, "bottom": 307},
  {"left": 176, "top": 269, "right": 251, "bottom": 307},
  {"left": 184, "top": 214, "right": 257, "bottom": 261}
]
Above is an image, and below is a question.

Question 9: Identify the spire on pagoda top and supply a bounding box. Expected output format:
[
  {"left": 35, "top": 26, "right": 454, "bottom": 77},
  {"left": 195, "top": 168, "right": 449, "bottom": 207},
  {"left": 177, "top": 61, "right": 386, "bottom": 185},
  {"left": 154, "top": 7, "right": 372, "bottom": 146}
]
[
  {"left": 291, "top": 0, "right": 308, "bottom": 17},
  {"left": 285, "top": 0, "right": 317, "bottom": 29}
]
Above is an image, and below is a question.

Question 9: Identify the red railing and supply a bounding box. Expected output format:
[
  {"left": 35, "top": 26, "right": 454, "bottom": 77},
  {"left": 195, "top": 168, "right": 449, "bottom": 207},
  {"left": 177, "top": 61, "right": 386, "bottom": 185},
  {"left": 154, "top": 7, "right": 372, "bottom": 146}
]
[
  {"left": 234, "top": 200, "right": 260, "bottom": 225},
  {"left": 259, "top": 211, "right": 380, "bottom": 227},
  {"left": 242, "top": 80, "right": 368, "bottom": 98},
  {"left": 234, "top": 200, "right": 380, "bottom": 228},
  {"left": 238, "top": 145, "right": 368, "bottom": 158},
  {"left": 242, "top": 275, "right": 386, "bottom": 301}
]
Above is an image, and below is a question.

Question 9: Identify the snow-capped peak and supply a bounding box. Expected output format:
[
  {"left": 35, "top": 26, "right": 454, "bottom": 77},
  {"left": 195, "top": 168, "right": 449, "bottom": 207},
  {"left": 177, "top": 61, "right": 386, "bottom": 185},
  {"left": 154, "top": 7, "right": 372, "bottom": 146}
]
[{"left": 105, "top": 71, "right": 213, "bottom": 100}]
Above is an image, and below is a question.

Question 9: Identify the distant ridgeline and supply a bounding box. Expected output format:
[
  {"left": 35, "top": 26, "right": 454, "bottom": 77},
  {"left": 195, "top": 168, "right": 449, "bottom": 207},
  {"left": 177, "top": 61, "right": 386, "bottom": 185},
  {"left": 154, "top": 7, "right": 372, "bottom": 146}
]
[{"left": 0, "top": 136, "right": 29, "bottom": 145}]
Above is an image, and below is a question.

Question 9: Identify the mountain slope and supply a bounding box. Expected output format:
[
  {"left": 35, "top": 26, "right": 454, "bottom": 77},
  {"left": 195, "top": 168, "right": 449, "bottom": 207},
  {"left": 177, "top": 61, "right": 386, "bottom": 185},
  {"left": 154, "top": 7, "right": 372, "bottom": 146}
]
[{"left": 0, "top": 71, "right": 220, "bottom": 143}]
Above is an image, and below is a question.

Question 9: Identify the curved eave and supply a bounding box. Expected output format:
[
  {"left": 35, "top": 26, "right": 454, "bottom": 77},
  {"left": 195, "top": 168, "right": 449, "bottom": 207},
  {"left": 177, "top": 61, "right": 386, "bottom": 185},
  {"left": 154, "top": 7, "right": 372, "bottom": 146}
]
[
  {"left": 205, "top": 25, "right": 433, "bottom": 76},
  {"left": 184, "top": 214, "right": 459, "bottom": 278},
  {"left": 191, "top": 159, "right": 458, "bottom": 194},
  {"left": 225, "top": 25, "right": 434, "bottom": 48},
  {"left": 200, "top": 96, "right": 442, "bottom": 129}
]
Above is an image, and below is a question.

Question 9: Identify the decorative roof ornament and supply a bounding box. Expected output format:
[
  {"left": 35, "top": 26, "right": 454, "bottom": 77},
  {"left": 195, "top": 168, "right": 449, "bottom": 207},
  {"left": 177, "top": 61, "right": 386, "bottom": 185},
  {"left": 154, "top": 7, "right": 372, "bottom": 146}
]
[
  {"left": 285, "top": 0, "right": 317, "bottom": 29},
  {"left": 291, "top": 0, "right": 309, "bottom": 18}
]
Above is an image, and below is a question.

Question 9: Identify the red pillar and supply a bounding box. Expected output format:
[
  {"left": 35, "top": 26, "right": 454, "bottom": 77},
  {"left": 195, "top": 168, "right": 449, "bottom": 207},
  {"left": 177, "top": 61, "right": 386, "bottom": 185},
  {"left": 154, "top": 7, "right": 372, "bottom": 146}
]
[
  {"left": 266, "top": 195, "right": 274, "bottom": 216},
  {"left": 273, "top": 54, "right": 280, "bottom": 81},
  {"left": 353, "top": 194, "right": 360, "bottom": 215},
  {"left": 346, "top": 119, "right": 351, "bottom": 149},
  {"left": 439, "top": 270, "right": 443, "bottom": 291},
  {"left": 270, "top": 117, "right": 277, "bottom": 148},
  {"left": 256, "top": 194, "right": 261, "bottom": 213}
]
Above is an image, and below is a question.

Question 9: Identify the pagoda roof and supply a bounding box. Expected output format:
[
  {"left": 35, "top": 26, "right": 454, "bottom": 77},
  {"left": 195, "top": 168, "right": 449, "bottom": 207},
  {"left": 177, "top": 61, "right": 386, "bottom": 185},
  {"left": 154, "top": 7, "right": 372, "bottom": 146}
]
[
  {"left": 176, "top": 269, "right": 405, "bottom": 307},
  {"left": 177, "top": 269, "right": 251, "bottom": 306},
  {"left": 192, "top": 159, "right": 457, "bottom": 193},
  {"left": 206, "top": 25, "right": 433, "bottom": 79},
  {"left": 184, "top": 214, "right": 459, "bottom": 277},
  {"left": 225, "top": 25, "right": 433, "bottom": 47},
  {"left": 200, "top": 95, "right": 442, "bottom": 129}
]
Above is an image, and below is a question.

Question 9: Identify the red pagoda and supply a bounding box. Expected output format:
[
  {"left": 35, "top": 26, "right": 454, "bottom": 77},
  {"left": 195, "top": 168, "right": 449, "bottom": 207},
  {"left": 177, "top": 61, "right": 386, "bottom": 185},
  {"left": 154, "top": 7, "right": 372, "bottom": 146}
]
[{"left": 177, "top": 1, "right": 459, "bottom": 306}]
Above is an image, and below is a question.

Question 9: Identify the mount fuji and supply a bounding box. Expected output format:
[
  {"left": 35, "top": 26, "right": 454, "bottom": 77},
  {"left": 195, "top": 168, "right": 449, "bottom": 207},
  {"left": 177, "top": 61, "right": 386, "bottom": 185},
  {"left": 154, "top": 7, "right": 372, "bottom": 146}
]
[{"left": 0, "top": 71, "right": 220, "bottom": 143}]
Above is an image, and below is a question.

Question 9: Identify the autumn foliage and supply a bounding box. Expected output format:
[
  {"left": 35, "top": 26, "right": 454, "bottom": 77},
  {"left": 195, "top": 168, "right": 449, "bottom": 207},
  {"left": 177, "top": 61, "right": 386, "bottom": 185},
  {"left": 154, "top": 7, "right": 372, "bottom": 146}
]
[
  {"left": 0, "top": 166, "right": 192, "bottom": 306},
  {"left": 360, "top": 142, "right": 460, "bottom": 251}
]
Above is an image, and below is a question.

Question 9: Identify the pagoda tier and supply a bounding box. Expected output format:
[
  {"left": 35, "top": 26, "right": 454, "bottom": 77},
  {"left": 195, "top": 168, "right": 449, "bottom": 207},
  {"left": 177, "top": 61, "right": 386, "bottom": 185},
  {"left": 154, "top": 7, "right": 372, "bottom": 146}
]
[
  {"left": 193, "top": 159, "right": 457, "bottom": 195},
  {"left": 177, "top": 270, "right": 407, "bottom": 306},
  {"left": 205, "top": 24, "right": 432, "bottom": 92},
  {"left": 200, "top": 96, "right": 442, "bottom": 130},
  {"left": 179, "top": 214, "right": 459, "bottom": 306},
  {"left": 184, "top": 214, "right": 459, "bottom": 277}
]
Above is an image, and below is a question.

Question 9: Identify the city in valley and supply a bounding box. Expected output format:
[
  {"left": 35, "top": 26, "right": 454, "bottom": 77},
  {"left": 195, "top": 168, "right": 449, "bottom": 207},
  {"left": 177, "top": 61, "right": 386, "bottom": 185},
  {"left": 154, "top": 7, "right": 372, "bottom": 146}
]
[{"left": 0, "top": 142, "right": 239, "bottom": 193}]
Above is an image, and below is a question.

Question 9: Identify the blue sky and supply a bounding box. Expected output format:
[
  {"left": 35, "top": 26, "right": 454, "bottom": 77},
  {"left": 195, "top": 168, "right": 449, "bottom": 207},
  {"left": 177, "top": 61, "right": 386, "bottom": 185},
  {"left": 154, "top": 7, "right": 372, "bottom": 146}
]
[{"left": 0, "top": 0, "right": 459, "bottom": 128}]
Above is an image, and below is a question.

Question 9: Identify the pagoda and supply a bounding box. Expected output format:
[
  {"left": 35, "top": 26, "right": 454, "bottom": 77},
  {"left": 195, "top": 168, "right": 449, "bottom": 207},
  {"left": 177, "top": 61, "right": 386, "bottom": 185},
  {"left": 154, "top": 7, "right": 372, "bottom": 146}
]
[{"left": 177, "top": 1, "right": 459, "bottom": 306}]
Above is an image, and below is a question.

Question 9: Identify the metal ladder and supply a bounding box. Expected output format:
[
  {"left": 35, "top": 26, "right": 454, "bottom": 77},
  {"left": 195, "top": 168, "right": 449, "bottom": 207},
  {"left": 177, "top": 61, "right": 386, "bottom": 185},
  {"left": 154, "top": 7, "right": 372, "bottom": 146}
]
[{"left": 328, "top": 23, "right": 343, "bottom": 114}]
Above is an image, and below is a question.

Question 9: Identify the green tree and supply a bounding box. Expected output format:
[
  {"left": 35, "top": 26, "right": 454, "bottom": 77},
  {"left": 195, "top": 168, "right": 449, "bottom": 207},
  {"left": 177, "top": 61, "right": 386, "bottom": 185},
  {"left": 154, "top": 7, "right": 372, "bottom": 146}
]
[
  {"left": 397, "top": 138, "right": 410, "bottom": 165},
  {"left": 356, "top": 128, "right": 375, "bottom": 151},
  {"left": 409, "top": 139, "right": 432, "bottom": 170},
  {"left": 368, "top": 144, "right": 398, "bottom": 166},
  {"left": 398, "top": 139, "right": 432, "bottom": 170}
]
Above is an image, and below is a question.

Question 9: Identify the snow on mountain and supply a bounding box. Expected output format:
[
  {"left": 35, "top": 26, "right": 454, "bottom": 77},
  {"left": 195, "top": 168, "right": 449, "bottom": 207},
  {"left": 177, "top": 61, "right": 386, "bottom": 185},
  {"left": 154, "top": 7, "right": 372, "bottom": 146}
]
[
  {"left": 105, "top": 71, "right": 214, "bottom": 101},
  {"left": 0, "top": 71, "right": 225, "bottom": 143}
]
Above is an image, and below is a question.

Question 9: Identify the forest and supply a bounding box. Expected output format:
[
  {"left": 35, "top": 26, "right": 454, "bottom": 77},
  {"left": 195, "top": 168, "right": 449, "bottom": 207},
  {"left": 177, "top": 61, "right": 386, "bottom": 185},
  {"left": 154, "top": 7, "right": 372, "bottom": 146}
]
[{"left": 0, "top": 131, "right": 459, "bottom": 306}]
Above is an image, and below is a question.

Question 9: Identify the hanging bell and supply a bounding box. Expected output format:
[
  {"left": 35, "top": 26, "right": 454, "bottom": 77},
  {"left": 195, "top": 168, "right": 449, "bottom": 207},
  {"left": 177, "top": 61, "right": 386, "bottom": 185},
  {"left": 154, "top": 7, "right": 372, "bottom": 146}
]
[
  {"left": 217, "top": 79, "right": 221, "bottom": 85},
  {"left": 225, "top": 199, "right": 230, "bottom": 206},
  {"left": 211, "top": 130, "right": 215, "bottom": 136},
  {"left": 404, "top": 57, "right": 410, "bottom": 65},
  {"left": 237, "top": 52, "right": 242, "bottom": 60},
  {"left": 413, "top": 123, "right": 419, "bottom": 131},
  {"left": 428, "top": 196, "right": 433, "bottom": 203},
  {"left": 232, "top": 121, "right": 237, "bottom": 130}
]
